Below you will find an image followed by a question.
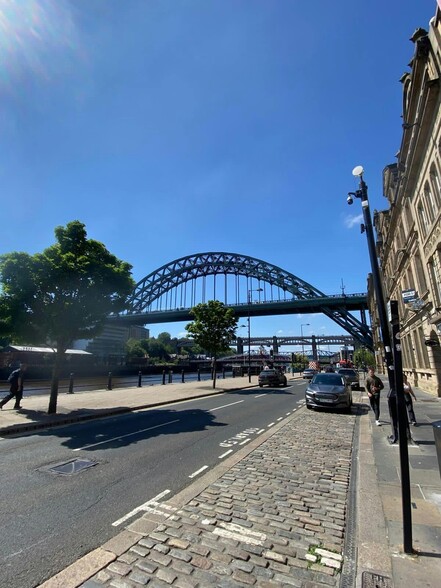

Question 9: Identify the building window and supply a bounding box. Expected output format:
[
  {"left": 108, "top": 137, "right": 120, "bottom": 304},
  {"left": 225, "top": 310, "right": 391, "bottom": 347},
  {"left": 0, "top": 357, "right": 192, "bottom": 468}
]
[
  {"left": 417, "top": 202, "right": 428, "bottom": 236},
  {"left": 430, "top": 163, "right": 441, "bottom": 206},
  {"left": 428, "top": 251, "right": 441, "bottom": 307},
  {"left": 423, "top": 182, "right": 436, "bottom": 223},
  {"left": 413, "top": 253, "right": 427, "bottom": 294}
]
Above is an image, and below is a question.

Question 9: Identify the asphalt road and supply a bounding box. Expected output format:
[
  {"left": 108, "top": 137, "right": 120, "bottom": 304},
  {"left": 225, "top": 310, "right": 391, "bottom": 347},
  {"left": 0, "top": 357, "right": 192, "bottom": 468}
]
[{"left": 0, "top": 380, "right": 307, "bottom": 588}]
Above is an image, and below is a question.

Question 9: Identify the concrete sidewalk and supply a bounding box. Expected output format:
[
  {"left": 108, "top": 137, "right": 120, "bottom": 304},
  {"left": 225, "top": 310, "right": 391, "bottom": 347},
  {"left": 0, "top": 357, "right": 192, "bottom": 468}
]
[{"left": 2, "top": 374, "right": 440, "bottom": 587}]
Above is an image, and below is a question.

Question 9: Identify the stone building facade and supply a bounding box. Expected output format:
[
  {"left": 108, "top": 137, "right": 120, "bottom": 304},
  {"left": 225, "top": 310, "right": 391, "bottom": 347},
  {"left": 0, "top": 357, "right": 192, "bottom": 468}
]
[{"left": 371, "top": 10, "right": 441, "bottom": 396}]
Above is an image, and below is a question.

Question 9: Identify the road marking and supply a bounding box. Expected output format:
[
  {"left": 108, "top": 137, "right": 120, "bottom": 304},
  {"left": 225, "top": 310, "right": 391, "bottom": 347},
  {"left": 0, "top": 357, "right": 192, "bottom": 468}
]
[
  {"left": 239, "top": 438, "right": 251, "bottom": 445},
  {"left": 277, "top": 417, "right": 283, "bottom": 421},
  {"left": 257, "top": 429, "right": 265, "bottom": 434},
  {"left": 254, "top": 394, "right": 266, "bottom": 398},
  {"left": 112, "top": 489, "right": 171, "bottom": 527},
  {"left": 219, "top": 450, "right": 233, "bottom": 459},
  {"left": 286, "top": 412, "right": 291, "bottom": 416},
  {"left": 209, "top": 400, "right": 244, "bottom": 411},
  {"left": 189, "top": 465, "right": 209, "bottom": 478},
  {"left": 213, "top": 522, "right": 266, "bottom": 545},
  {"left": 73, "top": 419, "right": 180, "bottom": 451},
  {"left": 267, "top": 422, "right": 275, "bottom": 427}
]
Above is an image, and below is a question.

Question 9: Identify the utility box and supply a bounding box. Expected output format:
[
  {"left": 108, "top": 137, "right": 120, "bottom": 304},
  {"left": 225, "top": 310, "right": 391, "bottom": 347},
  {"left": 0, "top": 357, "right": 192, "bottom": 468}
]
[{"left": 433, "top": 421, "right": 441, "bottom": 480}]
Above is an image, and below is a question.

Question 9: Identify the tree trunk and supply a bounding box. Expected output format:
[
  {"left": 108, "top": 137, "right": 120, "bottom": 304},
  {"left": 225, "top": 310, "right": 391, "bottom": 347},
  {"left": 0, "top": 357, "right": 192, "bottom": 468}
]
[
  {"left": 48, "top": 344, "right": 66, "bottom": 414},
  {"left": 212, "top": 356, "right": 217, "bottom": 389}
]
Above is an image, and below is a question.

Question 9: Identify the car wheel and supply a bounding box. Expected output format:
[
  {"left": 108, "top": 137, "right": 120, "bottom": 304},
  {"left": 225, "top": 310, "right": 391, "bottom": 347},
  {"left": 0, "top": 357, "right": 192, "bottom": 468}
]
[
  {"left": 259, "top": 384, "right": 263, "bottom": 388},
  {"left": 306, "top": 405, "right": 313, "bottom": 410}
]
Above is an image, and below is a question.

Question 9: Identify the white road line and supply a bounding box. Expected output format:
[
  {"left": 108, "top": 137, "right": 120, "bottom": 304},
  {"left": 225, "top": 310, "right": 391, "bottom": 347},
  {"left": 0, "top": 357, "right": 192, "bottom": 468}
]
[
  {"left": 189, "top": 465, "right": 209, "bottom": 478},
  {"left": 267, "top": 422, "right": 275, "bottom": 427},
  {"left": 208, "top": 400, "right": 244, "bottom": 412},
  {"left": 257, "top": 429, "right": 265, "bottom": 434},
  {"left": 73, "top": 419, "right": 180, "bottom": 451},
  {"left": 112, "top": 489, "right": 171, "bottom": 527},
  {"left": 254, "top": 394, "right": 266, "bottom": 398},
  {"left": 219, "top": 450, "right": 233, "bottom": 459},
  {"left": 286, "top": 412, "right": 291, "bottom": 416},
  {"left": 239, "top": 438, "right": 251, "bottom": 445},
  {"left": 277, "top": 417, "right": 283, "bottom": 421}
]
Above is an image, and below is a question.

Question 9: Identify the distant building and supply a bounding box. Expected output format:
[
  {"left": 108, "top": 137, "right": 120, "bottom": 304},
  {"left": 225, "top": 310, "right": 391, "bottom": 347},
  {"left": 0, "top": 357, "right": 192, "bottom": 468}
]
[
  {"left": 76, "top": 322, "right": 149, "bottom": 363},
  {"left": 371, "top": 11, "right": 441, "bottom": 396}
]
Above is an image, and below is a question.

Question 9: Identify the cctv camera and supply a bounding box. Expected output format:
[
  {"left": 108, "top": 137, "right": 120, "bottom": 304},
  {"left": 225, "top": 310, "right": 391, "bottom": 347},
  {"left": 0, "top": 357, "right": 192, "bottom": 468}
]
[{"left": 347, "top": 194, "right": 353, "bottom": 205}]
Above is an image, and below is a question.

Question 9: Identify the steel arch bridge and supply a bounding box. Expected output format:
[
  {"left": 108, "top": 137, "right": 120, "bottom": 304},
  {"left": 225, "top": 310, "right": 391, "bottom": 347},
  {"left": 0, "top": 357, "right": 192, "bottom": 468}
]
[{"left": 119, "top": 252, "right": 372, "bottom": 348}]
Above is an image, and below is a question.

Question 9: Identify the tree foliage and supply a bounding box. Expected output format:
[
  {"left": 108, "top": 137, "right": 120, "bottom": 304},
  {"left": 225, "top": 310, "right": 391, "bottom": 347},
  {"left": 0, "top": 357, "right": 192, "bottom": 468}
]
[
  {"left": 186, "top": 300, "right": 238, "bottom": 388},
  {"left": 353, "top": 348, "right": 375, "bottom": 368},
  {"left": 0, "top": 221, "right": 134, "bottom": 413}
]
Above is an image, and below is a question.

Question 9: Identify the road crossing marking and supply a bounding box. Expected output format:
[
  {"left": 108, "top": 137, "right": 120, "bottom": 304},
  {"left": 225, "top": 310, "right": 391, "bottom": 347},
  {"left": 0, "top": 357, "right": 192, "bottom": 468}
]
[{"left": 112, "top": 489, "right": 171, "bottom": 527}]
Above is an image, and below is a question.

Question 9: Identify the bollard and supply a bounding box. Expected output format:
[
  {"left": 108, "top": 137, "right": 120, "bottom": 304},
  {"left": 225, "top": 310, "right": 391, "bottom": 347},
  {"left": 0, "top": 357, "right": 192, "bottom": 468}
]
[
  {"left": 68, "top": 372, "right": 74, "bottom": 394},
  {"left": 222, "top": 367, "right": 225, "bottom": 379},
  {"left": 168, "top": 370, "right": 173, "bottom": 384},
  {"left": 232, "top": 369, "right": 235, "bottom": 378},
  {"left": 197, "top": 369, "right": 201, "bottom": 382},
  {"left": 107, "top": 371, "right": 112, "bottom": 390},
  {"left": 138, "top": 371, "right": 142, "bottom": 387},
  {"left": 162, "top": 370, "right": 166, "bottom": 385},
  {"left": 181, "top": 369, "right": 185, "bottom": 383}
]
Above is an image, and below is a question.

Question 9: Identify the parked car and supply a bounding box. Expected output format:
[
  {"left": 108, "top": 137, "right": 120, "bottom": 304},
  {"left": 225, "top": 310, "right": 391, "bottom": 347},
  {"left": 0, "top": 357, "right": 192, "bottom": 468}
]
[
  {"left": 258, "top": 369, "right": 288, "bottom": 387},
  {"left": 305, "top": 373, "right": 353, "bottom": 411},
  {"left": 302, "top": 368, "right": 318, "bottom": 380},
  {"left": 337, "top": 368, "right": 360, "bottom": 390}
]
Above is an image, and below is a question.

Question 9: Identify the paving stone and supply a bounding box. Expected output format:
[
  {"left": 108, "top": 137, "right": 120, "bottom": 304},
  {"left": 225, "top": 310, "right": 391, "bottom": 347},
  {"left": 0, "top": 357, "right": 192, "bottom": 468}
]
[
  {"left": 155, "top": 568, "right": 177, "bottom": 584},
  {"left": 107, "top": 561, "right": 132, "bottom": 576},
  {"left": 128, "top": 569, "right": 151, "bottom": 585},
  {"left": 231, "top": 568, "right": 257, "bottom": 584},
  {"left": 135, "top": 561, "right": 158, "bottom": 574}
]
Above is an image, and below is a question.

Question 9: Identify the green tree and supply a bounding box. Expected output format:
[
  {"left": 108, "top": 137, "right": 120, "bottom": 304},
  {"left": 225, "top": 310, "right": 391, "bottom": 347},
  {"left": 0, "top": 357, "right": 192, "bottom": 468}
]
[
  {"left": 353, "top": 348, "right": 375, "bottom": 369},
  {"left": 126, "top": 338, "right": 146, "bottom": 360},
  {"left": 0, "top": 221, "right": 134, "bottom": 414},
  {"left": 185, "top": 300, "right": 238, "bottom": 388}
]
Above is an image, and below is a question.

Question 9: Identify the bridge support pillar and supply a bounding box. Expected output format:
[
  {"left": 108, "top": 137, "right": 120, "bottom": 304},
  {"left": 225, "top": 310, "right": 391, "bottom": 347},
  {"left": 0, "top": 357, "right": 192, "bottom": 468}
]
[
  {"left": 312, "top": 336, "right": 318, "bottom": 361},
  {"left": 272, "top": 336, "right": 279, "bottom": 354},
  {"left": 237, "top": 337, "right": 244, "bottom": 355}
]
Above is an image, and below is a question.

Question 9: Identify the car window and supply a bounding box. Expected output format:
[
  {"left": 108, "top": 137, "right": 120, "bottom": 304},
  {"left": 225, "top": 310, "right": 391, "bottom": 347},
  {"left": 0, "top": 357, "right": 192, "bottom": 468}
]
[
  {"left": 312, "top": 374, "right": 344, "bottom": 385},
  {"left": 338, "top": 369, "right": 356, "bottom": 376}
]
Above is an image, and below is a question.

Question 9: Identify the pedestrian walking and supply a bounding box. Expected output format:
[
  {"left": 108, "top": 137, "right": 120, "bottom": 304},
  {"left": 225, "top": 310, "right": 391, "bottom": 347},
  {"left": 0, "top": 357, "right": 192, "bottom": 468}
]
[
  {"left": 0, "top": 363, "right": 27, "bottom": 410},
  {"left": 403, "top": 373, "right": 417, "bottom": 426},
  {"left": 366, "top": 366, "right": 384, "bottom": 426}
]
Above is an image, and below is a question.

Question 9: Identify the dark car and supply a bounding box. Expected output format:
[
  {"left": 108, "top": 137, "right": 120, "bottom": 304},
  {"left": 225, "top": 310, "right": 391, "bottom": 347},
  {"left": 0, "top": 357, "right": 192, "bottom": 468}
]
[
  {"left": 258, "top": 369, "right": 287, "bottom": 388},
  {"left": 337, "top": 368, "right": 360, "bottom": 390},
  {"left": 305, "top": 373, "right": 352, "bottom": 411},
  {"left": 302, "top": 368, "right": 318, "bottom": 380}
]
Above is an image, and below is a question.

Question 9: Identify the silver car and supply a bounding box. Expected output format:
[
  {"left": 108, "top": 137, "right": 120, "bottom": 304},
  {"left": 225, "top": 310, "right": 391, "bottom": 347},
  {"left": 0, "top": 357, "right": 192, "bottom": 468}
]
[
  {"left": 305, "top": 373, "right": 353, "bottom": 411},
  {"left": 337, "top": 368, "right": 360, "bottom": 390}
]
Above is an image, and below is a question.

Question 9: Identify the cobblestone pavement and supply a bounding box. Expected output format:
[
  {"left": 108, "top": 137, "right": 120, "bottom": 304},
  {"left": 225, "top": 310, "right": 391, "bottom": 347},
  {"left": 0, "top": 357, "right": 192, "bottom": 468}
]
[{"left": 82, "top": 407, "right": 357, "bottom": 588}]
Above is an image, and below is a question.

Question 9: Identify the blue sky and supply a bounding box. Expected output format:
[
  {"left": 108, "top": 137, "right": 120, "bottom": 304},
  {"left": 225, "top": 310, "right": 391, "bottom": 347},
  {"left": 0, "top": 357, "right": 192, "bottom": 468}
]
[{"left": 0, "top": 0, "right": 436, "bottom": 351}]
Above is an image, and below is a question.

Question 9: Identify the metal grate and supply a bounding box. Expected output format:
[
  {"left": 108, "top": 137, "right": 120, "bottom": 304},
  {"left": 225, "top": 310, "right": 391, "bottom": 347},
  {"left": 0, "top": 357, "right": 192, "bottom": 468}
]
[
  {"left": 361, "top": 571, "right": 393, "bottom": 587},
  {"left": 48, "top": 458, "right": 97, "bottom": 476}
]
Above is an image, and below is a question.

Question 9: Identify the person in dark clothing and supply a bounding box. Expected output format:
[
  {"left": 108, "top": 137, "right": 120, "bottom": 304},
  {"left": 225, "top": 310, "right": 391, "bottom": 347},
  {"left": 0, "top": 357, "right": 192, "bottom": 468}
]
[
  {"left": 403, "top": 373, "right": 417, "bottom": 426},
  {"left": 0, "top": 364, "right": 27, "bottom": 410},
  {"left": 366, "top": 366, "right": 384, "bottom": 426}
]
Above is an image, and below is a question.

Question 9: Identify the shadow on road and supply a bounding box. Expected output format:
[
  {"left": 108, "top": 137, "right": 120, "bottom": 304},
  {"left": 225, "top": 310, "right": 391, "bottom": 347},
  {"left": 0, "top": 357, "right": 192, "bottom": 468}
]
[{"left": 6, "top": 407, "right": 228, "bottom": 451}]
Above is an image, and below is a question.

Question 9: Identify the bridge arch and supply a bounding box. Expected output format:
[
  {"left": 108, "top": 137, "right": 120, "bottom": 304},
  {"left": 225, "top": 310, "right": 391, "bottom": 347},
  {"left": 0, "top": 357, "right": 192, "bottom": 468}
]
[{"left": 125, "top": 252, "right": 372, "bottom": 348}]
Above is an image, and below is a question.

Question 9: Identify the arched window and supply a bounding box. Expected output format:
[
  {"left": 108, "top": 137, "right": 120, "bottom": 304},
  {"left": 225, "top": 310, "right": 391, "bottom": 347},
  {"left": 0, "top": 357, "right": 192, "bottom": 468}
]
[
  {"left": 423, "top": 182, "right": 436, "bottom": 222},
  {"left": 417, "top": 202, "right": 428, "bottom": 236},
  {"left": 429, "top": 163, "right": 441, "bottom": 206}
]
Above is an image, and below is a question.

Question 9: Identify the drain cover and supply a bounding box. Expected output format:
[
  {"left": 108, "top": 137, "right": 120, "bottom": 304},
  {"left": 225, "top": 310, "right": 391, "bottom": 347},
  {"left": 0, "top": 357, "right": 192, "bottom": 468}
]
[
  {"left": 362, "top": 571, "right": 393, "bottom": 588},
  {"left": 48, "top": 458, "right": 97, "bottom": 476}
]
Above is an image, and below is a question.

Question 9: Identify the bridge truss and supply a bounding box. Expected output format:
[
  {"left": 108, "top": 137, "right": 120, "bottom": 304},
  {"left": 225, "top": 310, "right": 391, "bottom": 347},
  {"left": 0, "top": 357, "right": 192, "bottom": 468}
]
[{"left": 122, "top": 252, "right": 372, "bottom": 348}]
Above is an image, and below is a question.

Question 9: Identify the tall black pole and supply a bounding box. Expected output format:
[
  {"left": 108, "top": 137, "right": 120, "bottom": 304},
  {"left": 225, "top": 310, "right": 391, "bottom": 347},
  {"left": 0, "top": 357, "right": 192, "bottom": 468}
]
[
  {"left": 389, "top": 300, "right": 413, "bottom": 554},
  {"left": 354, "top": 174, "right": 395, "bottom": 390}
]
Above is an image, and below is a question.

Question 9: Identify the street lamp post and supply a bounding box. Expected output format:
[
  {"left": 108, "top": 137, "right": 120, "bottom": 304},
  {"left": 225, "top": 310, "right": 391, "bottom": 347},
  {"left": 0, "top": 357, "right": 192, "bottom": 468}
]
[
  {"left": 301, "top": 323, "right": 310, "bottom": 366},
  {"left": 347, "top": 166, "right": 394, "bottom": 388},
  {"left": 248, "top": 288, "right": 263, "bottom": 383}
]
